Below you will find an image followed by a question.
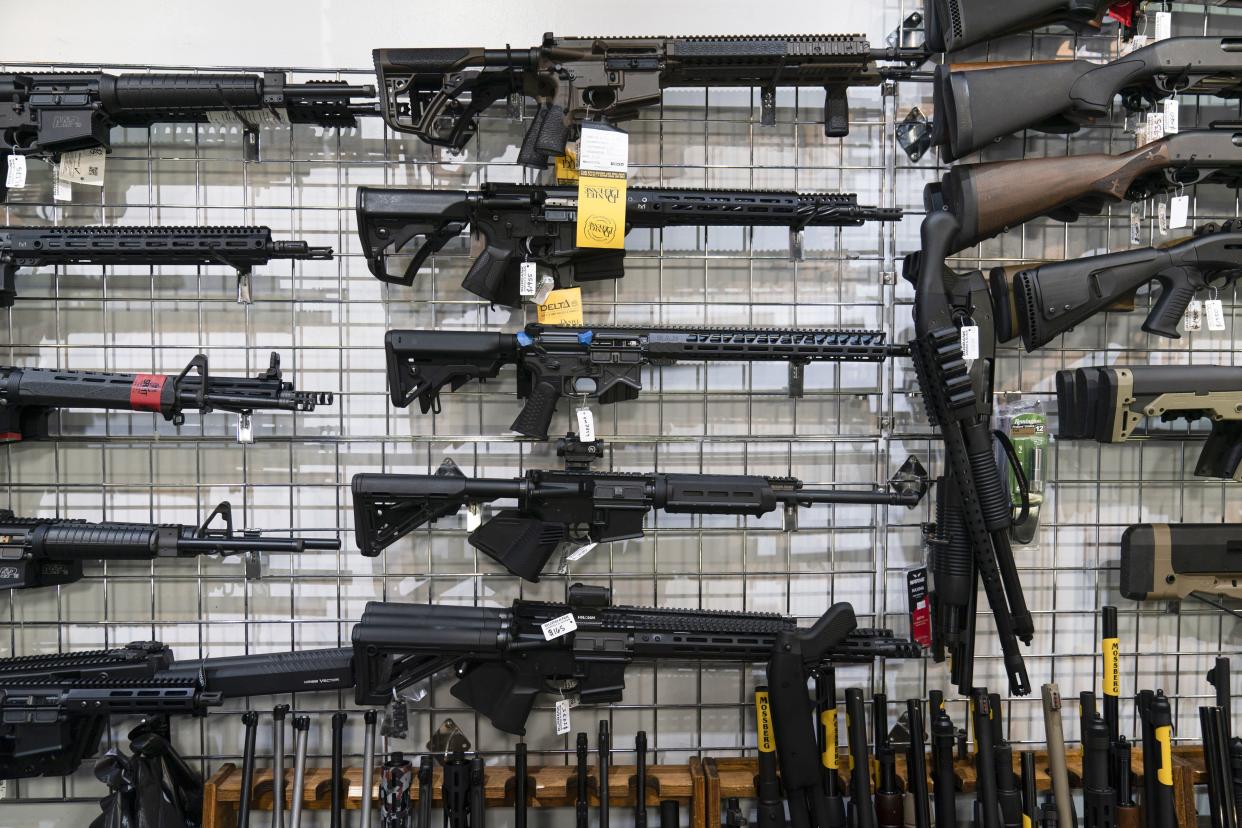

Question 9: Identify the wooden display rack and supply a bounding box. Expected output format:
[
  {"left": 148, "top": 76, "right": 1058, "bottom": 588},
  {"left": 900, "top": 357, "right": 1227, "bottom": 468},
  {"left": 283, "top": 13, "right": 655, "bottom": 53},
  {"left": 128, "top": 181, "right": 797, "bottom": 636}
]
[{"left": 204, "top": 747, "right": 1210, "bottom": 828}]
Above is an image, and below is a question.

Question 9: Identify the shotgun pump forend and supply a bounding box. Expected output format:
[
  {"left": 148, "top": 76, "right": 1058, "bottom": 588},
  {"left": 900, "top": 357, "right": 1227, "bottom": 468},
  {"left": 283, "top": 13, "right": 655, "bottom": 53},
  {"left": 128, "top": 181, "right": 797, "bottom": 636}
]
[
  {"left": 350, "top": 584, "right": 922, "bottom": 736},
  {"left": 0, "top": 501, "right": 341, "bottom": 590},
  {"left": 0, "top": 225, "right": 333, "bottom": 307},
  {"left": 932, "top": 36, "right": 1242, "bottom": 161},
  {"left": 926, "top": 128, "right": 1242, "bottom": 255},
  {"left": 385, "top": 325, "right": 908, "bottom": 439},
  {"left": 372, "top": 34, "right": 926, "bottom": 169},
  {"left": 0, "top": 70, "right": 377, "bottom": 201},
  {"left": 923, "top": 0, "right": 1115, "bottom": 54},
  {"left": 0, "top": 351, "right": 332, "bottom": 442},
  {"left": 351, "top": 456, "right": 929, "bottom": 581},
  {"left": 991, "top": 220, "right": 1242, "bottom": 351},
  {"left": 1120, "top": 523, "right": 1242, "bottom": 604},
  {"left": 1055, "top": 365, "right": 1242, "bottom": 480},
  {"left": 356, "top": 184, "right": 903, "bottom": 306}
]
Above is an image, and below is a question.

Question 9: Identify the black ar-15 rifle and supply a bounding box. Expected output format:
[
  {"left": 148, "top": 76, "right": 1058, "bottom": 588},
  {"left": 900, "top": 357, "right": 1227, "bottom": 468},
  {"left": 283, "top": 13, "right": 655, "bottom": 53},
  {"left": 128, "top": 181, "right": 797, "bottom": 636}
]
[
  {"left": 351, "top": 584, "right": 921, "bottom": 736},
  {"left": 372, "top": 34, "right": 926, "bottom": 168},
  {"left": 907, "top": 211, "right": 1032, "bottom": 697},
  {"left": 385, "top": 325, "right": 907, "bottom": 440},
  {"left": 2, "top": 588, "right": 916, "bottom": 778},
  {"left": 0, "top": 69, "right": 377, "bottom": 201},
  {"left": 357, "top": 184, "right": 903, "bottom": 306},
  {"left": 0, "top": 501, "right": 340, "bottom": 589},
  {"left": 351, "top": 456, "right": 928, "bottom": 581},
  {"left": 0, "top": 351, "right": 332, "bottom": 442},
  {"left": 0, "top": 224, "right": 333, "bottom": 305},
  {"left": 932, "top": 36, "right": 1242, "bottom": 161}
]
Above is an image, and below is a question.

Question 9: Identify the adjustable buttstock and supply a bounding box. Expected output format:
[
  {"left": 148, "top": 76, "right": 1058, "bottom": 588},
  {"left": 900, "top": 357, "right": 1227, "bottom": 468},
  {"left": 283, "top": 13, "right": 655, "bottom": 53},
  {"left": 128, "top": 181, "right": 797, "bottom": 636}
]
[
  {"left": 468, "top": 510, "right": 567, "bottom": 581},
  {"left": 926, "top": 0, "right": 1107, "bottom": 53},
  {"left": 384, "top": 330, "right": 517, "bottom": 411},
  {"left": 510, "top": 379, "right": 561, "bottom": 439}
]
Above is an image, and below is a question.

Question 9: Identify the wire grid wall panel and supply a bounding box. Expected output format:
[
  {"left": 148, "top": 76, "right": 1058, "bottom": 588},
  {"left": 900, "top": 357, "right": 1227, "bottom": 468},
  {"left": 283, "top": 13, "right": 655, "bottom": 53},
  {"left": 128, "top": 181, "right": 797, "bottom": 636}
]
[{"left": 0, "top": 1, "right": 1237, "bottom": 824}]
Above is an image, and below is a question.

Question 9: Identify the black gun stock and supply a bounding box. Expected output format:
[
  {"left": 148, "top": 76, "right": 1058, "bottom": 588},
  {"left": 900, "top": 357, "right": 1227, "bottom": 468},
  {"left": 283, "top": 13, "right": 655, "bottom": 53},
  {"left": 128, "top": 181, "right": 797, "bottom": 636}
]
[
  {"left": 990, "top": 221, "right": 1242, "bottom": 351},
  {"left": 351, "top": 460, "right": 927, "bottom": 580},
  {"left": 934, "top": 37, "right": 1242, "bottom": 160},
  {"left": 924, "top": 0, "right": 1112, "bottom": 53}
]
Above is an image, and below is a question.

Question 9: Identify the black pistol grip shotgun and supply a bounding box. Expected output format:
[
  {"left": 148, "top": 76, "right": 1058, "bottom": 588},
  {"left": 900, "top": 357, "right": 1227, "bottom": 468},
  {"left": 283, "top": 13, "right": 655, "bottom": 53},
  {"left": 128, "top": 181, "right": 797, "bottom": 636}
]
[
  {"left": 933, "top": 37, "right": 1242, "bottom": 161},
  {"left": 351, "top": 459, "right": 928, "bottom": 581},
  {"left": 373, "top": 34, "right": 927, "bottom": 168},
  {"left": 385, "top": 325, "right": 908, "bottom": 439},
  {"left": 928, "top": 128, "right": 1242, "bottom": 255},
  {"left": 0, "top": 502, "right": 340, "bottom": 589},
  {"left": 356, "top": 184, "right": 902, "bottom": 306},
  {"left": 0, "top": 224, "right": 333, "bottom": 306},
  {"left": 908, "top": 211, "right": 1031, "bottom": 696},
  {"left": 350, "top": 585, "right": 921, "bottom": 736},
  {"left": 923, "top": 0, "right": 1114, "bottom": 54},
  {"left": 0, "top": 70, "right": 377, "bottom": 201},
  {"left": 0, "top": 351, "right": 332, "bottom": 442},
  {"left": 1055, "top": 365, "right": 1242, "bottom": 480},
  {"left": 990, "top": 220, "right": 1242, "bottom": 350}
]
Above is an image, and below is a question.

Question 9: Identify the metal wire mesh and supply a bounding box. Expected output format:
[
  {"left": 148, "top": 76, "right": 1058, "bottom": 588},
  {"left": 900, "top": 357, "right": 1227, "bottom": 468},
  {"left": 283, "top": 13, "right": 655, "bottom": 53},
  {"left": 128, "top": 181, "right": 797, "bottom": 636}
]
[{"left": 2, "top": 2, "right": 1241, "bottom": 823}]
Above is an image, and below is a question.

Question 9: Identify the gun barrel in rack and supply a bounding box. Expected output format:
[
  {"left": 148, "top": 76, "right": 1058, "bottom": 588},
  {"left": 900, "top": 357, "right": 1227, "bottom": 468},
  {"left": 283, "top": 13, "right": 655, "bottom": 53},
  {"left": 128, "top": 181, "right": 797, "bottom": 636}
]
[
  {"left": 0, "top": 351, "right": 332, "bottom": 442},
  {"left": 350, "top": 458, "right": 928, "bottom": 580},
  {"left": 356, "top": 184, "right": 901, "bottom": 305},
  {"left": 0, "top": 225, "right": 334, "bottom": 305},
  {"left": 0, "top": 500, "right": 341, "bottom": 589}
]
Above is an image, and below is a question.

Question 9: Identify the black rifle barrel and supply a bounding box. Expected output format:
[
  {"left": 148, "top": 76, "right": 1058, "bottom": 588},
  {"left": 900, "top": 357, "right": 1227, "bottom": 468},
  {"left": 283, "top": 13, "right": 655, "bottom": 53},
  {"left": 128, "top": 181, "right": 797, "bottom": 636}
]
[
  {"left": 515, "top": 742, "right": 528, "bottom": 828},
  {"left": 845, "top": 688, "right": 877, "bottom": 828},
  {"left": 971, "top": 690, "right": 1001, "bottom": 828},
  {"left": 906, "top": 699, "right": 931, "bottom": 828},
  {"left": 930, "top": 696, "right": 958, "bottom": 828},
  {"left": 576, "top": 733, "right": 589, "bottom": 828},
  {"left": 635, "top": 732, "right": 648, "bottom": 828}
]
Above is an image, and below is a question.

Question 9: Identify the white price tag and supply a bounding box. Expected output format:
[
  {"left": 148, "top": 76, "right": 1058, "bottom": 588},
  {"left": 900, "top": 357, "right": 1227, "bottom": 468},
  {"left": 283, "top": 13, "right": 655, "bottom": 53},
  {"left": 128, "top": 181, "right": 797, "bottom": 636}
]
[
  {"left": 1153, "top": 11, "right": 1172, "bottom": 41},
  {"left": 520, "top": 261, "right": 538, "bottom": 297},
  {"left": 57, "top": 147, "right": 106, "bottom": 186},
  {"left": 1157, "top": 201, "right": 1168, "bottom": 234},
  {"left": 555, "top": 698, "right": 572, "bottom": 735},
  {"left": 1184, "top": 298, "right": 1203, "bottom": 331},
  {"left": 1170, "top": 195, "right": 1189, "bottom": 229},
  {"left": 4, "top": 155, "right": 26, "bottom": 190},
  {"left": 53, "top": 176, "right": 72, "bottom": 203},
  {"left": 565, "top": 541, "right": 598, "bottom": 562},
  {"left": 1130, "top": 202, "right": 1143, "bottom": 245},
  {"left": 575, "top": 406, "right": 596, "bottom": 442},
  {"left": 1206, "top": 298, "right": 1227, "bottom": 331},
  {"left": 1162, "top": 99, "right": 1179, "bottom": 135},
  {"left": 1122, "top": 34, "right": 1148, "bottom": 55},
  {"left": 533, "top": 275, "right": 555, "bottom": 304},
  {"left": 465, "top": 502, "right": 482, "bottom": 532},
  {"left": 959, "top": 325, "right": 980, "bottom": 360},
  {"left": 577, "top": 123, "right": 629, "bottom": 174},
  {"left": 541, "top": 612, "right": 578, "bottom": 641},
  {"left": 1145, "top": 113, "right": 1164, "bottom": 144}
]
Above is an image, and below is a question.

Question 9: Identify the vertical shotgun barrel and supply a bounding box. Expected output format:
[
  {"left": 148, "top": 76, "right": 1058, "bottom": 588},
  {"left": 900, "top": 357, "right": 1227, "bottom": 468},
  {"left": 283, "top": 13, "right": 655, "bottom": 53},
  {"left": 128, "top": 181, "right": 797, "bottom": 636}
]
[
  {"left": 930, "top": 695, "right": 958, "bottom": 828},
  {"left": 846, "top": 688, "right": 878, "bottom": 828},
  {"left": 906, "top": 700, "right": 931, "bottom": 828}
]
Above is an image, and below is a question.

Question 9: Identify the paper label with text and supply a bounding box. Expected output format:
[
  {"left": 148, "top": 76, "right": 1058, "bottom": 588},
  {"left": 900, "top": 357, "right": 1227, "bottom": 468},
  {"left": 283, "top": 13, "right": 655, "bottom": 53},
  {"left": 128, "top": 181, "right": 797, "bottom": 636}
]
[
  {"left": 4, "top": 155, "right": 26, "bottom": 190},
  {"left": 537, "top": 287, "right": 584, "bottom": 325},
  {"left": 541, "top": 613, "right": 578, "bottom": 641},
  {"left": 58, "top": 147, "right": 106, "bottom": 186}
]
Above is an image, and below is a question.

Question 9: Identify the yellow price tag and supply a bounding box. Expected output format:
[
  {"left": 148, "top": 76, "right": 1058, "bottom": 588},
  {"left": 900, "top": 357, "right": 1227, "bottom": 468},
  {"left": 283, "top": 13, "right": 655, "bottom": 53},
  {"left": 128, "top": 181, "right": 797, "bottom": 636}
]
[
  {"left": 820, "top": 706, "right": 838, "bottom": 770},
  {"left": 555, "top": 146, "right": 579, "bottom": 184},
  {"left": 755, "top": 690, "right": 775, "bottom": 754},
  {"left": 536, "top": 287, "right": 584, "bottom": 326},
  {"left": 575, "top": 172, "right": 626, "bottom": 249},
  {"left": 1103, "top": 637, "right": 1120, "bottom": 697},
  {"left": 1156, "top": 725, "right": 1173, "bottom": 786}
]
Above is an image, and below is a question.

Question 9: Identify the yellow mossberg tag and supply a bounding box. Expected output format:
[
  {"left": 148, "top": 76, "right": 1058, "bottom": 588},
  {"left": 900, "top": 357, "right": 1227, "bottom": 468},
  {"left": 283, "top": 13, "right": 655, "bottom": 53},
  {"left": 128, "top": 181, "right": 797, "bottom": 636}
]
[
  {"left": 1023, "top": 817, "right": 1032, "bottom": 828},
  {"left": 555, "top": 146, "right": 579, "bottom": 184},
  {"left": 1103, "top": 637, "right": 1120, "bottom": 697},
  {"left": 536, "top": 287, "right": 583, "bottom": 326},
  {"left": 821, "top": 706, "right": 838, "bottom": 770},
  {"left": 755, "top": 691, "right": 776, "bottom": 753},
  {"left": 1156, "top": 725, "right": 1173, "bottom": 786},
  {"left": 575, "top": 172, "right": 626, "bottom": 249}
]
